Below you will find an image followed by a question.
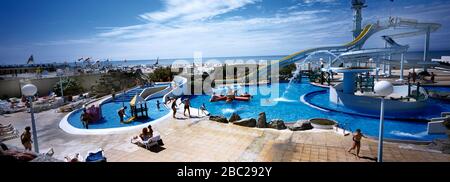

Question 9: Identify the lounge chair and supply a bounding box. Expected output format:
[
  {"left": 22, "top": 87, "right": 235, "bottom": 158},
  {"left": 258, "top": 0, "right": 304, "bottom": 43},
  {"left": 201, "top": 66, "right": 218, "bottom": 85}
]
[
  {"left": 0, "top": 124, "right": 19, "bottom": 142},
  {"left": 65, "top": 153, "right": 84, "bottom": 162},
  {"left": 85, "top": 148, "right": 107, "bottom": 162},
  {"left": 131, "top": 134, "right": 163, "bottom": 150},
  {"left": 142, "top": 135, "right": 162, "bottom": 149},
  {"left": 0, "top": 123, "right": 12, "bottom": 129}
]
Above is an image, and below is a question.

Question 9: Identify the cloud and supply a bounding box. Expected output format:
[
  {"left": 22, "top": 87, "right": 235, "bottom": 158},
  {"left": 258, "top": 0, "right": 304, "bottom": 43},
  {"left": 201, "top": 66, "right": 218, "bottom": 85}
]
[
  {"left": 85, "top": 8, "right": 344, "bottom": 59},
  {"left": 139, "top": 0, "right": 259, "bottom": 22},
  {"left": 303, "top": 0, "right": 337, "bottom": 4},
  {"left": 19, "top": 0, "right": 450, "bottom": 62}
]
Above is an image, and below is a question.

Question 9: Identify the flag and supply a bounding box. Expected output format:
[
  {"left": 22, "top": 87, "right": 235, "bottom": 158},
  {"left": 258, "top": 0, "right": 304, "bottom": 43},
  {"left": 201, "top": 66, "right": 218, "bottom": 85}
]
[
  {"left": 154, "top": 57, "right": 159, "bottom": 66},
  {"left": 27, "top": 55, "right": 34, "bottom": 64}
]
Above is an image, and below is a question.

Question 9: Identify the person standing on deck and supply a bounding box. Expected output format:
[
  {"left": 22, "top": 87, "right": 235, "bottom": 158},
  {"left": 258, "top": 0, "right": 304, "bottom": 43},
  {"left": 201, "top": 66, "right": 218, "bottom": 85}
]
[
  {"left": 20, "top": 126, "right": 32, "bottom": 151},
  {"left": 171, "top": 98, "right": 178, "bottom": 118},
  {"left": 180, "top": 98, "right": 191, "bottom": 117},
  {"left": 347, "top": 129, "right": 367, "bottom": 158},
  {"left": 111, "top": 89, "right": 116, "bottom": 101},
  {"left": 431, "top": 72, "right": 436, "bottom": 83}
]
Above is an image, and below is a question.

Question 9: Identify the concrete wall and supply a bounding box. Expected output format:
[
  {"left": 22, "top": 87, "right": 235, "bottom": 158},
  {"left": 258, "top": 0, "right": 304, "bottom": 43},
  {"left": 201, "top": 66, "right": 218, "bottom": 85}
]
[
  {"left": 0, "top": 74, "right": 103, "bottom": 98},
  {"left": 329, "top": 86, "right": 427, "bottom": 116},
  {"left": 0, "top": 79, "right": 22, "bottom": 99}
]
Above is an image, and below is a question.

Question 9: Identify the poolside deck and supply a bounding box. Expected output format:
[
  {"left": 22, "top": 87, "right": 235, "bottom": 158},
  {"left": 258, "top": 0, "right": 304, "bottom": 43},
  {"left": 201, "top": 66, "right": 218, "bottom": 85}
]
[{"left": 1, "top": 107, "right": 449, "bottom": 162}]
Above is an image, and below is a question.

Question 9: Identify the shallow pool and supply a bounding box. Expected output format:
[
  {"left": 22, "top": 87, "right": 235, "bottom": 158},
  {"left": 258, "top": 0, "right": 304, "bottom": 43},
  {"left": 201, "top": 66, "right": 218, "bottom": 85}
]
[
  {"left": 189, "top": 81, "right": 448, "bottom": 141},
  {"left": 68, "top": 97, "right": 169, "bottom": 129}
]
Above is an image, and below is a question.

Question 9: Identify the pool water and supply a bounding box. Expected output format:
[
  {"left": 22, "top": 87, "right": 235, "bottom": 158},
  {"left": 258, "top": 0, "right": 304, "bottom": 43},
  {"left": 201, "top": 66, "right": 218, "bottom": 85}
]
[
  {"left": 423, "top": 86, "right": 450, "bottom": 93},
  {"left": 189, "top": 81, "right": 449, "bottom": 141},
  {"left": 68, "top": 97, "right": 169, "bottom": 129}
]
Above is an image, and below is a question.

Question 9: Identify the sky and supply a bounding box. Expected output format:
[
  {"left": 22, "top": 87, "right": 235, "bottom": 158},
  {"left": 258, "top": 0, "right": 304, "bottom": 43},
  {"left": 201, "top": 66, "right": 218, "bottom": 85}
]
[{"left": 0, "top": 0, "right": 450, "bottom": 64}]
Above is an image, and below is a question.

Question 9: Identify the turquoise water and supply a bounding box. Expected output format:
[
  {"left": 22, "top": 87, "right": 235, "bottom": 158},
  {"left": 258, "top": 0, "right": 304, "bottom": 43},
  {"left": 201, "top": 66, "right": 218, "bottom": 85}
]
[
  {"left": 424, "top": 86, "right": 450, "bottom": 93},
  {"left": 189, "top": 81, "right": 448, "bottom": 141},
  {"left": 68, "top": 98, "right": 169, "bottom": 129}
]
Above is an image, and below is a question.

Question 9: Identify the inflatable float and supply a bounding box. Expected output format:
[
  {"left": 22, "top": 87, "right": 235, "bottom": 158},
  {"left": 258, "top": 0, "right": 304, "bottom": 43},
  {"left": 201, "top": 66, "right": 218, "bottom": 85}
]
[{"left": 210, "top": 94, "right": 251, "bottom": 103}]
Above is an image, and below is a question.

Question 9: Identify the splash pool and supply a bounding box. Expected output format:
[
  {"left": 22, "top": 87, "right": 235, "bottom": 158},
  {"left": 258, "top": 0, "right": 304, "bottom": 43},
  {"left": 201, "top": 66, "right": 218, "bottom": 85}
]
[
  {"left": 189, "top": 81, "right": 449, "bottom": 141},
  {"left": 67, "top": 97, "right": 169, "bottom": 129}
]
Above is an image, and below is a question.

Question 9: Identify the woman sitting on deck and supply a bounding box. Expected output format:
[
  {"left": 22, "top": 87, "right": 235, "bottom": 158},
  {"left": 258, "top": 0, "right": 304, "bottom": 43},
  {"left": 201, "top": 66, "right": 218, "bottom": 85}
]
[{"left": 131, "top": 125, "right": 163, "bottom": 148}]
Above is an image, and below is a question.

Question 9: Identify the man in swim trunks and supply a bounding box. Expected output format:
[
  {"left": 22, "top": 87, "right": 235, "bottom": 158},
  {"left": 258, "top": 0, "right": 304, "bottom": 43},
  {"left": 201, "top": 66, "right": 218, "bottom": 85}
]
[
  {"left": 347, "top": 129, "right": 366, "bottom": 157},
  {"left": 181, "top": 98, "right": 191, "bottom": 117},
  {"left": 171, "top": 98, "right": 178, "bottom": 118}
]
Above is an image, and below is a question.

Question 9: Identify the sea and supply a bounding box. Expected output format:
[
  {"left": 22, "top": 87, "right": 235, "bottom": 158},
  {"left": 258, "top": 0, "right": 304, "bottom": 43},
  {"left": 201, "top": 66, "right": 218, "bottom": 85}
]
[{"left": 2, "top": 51, "right": 450, "bottom": 67}]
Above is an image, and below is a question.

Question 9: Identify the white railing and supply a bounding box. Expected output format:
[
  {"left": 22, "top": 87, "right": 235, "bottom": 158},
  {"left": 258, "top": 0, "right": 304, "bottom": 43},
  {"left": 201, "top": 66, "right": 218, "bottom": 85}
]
[{"left": 163, "top": 76, "right": 188, "bottom": 106}]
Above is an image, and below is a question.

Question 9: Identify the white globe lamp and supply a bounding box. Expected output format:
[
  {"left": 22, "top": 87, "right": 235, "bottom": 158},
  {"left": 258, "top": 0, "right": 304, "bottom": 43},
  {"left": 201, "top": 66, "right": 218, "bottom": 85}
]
[
  {"left": 373, "top": 80, "right": 393, "bottom": 163},
  {"left": 22, "top": 84, "right": 37, "bottom": 96},
  {"left": 374, "top": 81, "right": 393, "bottom": 97}
]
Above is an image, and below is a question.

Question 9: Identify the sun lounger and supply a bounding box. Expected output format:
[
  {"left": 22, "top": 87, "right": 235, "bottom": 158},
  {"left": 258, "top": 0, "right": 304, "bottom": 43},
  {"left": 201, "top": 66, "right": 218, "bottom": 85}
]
[
  {"left": 65, "top": 153, "right": 84, "bottom": 162},
  {"left": 131, "top": 133, "right": 163, "bottom": 150},
  {"left": 142, "top": 135, "right": 162, "bottom": 149},
  {"left": 85, "top": 148, "right": 107, "bottom": 162},
  {"left": 0, "top": 124, "right": 19, "bottom": 142},
  {"left": 0, "top": 123, "right": 13, "bottom": 129}
]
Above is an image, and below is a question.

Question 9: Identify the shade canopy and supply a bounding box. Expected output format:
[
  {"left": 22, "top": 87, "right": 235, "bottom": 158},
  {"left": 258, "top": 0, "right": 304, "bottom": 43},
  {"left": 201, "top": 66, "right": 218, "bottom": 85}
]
[{"left": 129, "top": 95, "right": 146, "bottom": 106}]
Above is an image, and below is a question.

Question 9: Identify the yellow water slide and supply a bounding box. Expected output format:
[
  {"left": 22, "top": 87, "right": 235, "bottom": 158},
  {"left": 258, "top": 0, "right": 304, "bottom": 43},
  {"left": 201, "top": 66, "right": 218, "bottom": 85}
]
[{"left": 244, "top": 24, "right": 374, "bottom": 80}]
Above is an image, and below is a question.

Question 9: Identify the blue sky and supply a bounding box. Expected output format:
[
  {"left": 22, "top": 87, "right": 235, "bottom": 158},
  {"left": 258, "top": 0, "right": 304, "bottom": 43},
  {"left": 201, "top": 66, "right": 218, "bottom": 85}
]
[{"left": 1, "top": 0, "right": 450, "bottom": 64}]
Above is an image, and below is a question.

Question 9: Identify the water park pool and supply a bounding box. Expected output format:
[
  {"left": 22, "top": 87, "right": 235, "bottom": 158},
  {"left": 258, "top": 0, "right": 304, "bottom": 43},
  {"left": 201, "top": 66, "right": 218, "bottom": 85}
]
[
  {"left": 189, "top": 81, "right": 449, "bottom": 141},
  {"left": 67, "top": 97, "right": 169, "bottom": 129}
]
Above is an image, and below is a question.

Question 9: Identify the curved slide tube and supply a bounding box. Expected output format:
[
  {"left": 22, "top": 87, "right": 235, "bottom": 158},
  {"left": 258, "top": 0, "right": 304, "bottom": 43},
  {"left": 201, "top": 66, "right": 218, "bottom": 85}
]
[{"left": 243, "top": 17, "right": 441, "bottom": 81}]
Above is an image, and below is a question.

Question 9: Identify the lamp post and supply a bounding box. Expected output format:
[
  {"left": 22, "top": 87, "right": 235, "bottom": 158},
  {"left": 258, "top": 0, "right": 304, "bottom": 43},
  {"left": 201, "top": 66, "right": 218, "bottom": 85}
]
[
  {"left": 56, "top": 69, "right": 64, "bottom": 102},
  {"left": 21, "top": 84, "right": 39, "bottom": 153},
  {"left": 374, "top": 81, "right": 393, "bottom": 162}
]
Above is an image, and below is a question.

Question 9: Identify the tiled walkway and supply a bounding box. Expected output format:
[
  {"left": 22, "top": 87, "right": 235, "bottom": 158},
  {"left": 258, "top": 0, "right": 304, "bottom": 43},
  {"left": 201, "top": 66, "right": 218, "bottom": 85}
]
[{"left": 1, "top": 107, "right": 449, "bottom": 162}]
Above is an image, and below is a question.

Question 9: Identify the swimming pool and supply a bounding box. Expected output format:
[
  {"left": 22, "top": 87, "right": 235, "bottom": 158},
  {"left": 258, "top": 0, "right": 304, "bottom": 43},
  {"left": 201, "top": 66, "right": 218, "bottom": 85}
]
[
  {"left": 67, "top": 97, "right": 169, "bottom": 129},
  {"left": 189, "top": 81, "right": 449, "bottom": 141}
]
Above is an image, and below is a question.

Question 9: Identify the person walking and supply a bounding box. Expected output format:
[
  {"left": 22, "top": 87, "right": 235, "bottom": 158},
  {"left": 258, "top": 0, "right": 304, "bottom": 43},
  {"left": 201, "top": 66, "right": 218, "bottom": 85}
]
[
  {"left": 347, "top": 129, "right": 367, "bottom": 158},
  {"left": 431, "top": 72, "right": 436, "bottom": 83},
  {"left": 20, "top": 126, "right": 33, "bottom": 151},
  {"left": 181, "top": 98, "right": 191, "bottom": 117},
  {"left": 171, "top": 98, "right": 178, "bottom": 119}
]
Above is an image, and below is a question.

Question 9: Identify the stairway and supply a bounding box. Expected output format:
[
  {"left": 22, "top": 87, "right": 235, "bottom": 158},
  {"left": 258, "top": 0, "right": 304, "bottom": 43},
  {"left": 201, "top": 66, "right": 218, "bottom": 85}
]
[{"left": 115, "top": 87, "right": 147, "bottom": 102}]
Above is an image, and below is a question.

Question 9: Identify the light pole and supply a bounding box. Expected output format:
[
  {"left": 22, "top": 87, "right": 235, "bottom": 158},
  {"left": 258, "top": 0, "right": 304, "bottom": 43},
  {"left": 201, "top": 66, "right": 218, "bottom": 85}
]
[
  {"left": 374, "top": 81, "right": 393, "bottom": 162},
  {"left": 57, "top": 69, "right": 64, "bottom": 102},
  {"left": 21, "top": 84, "right": 39, "bottom": 153}
]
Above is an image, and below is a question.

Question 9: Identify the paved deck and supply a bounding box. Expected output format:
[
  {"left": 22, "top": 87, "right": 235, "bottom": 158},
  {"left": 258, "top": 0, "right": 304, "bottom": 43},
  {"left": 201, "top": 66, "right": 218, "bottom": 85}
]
[{"left": 1, "top": 107, "right": 449, "bottom": 162}]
